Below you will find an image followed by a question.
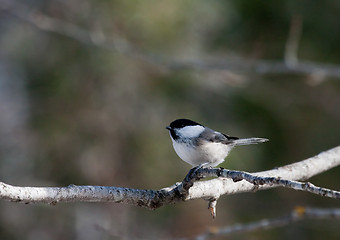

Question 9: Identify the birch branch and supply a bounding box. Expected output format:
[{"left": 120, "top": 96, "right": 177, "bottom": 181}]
[
  {"left": 2, "top": 0, "right": 340, "bottom": 79},
  {"left": 0, "top": 146, "right": 339, "bottom": 215}
]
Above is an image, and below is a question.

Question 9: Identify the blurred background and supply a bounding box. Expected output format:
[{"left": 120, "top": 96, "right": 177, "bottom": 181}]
[{"left": 0, "top": 0, "right": 340, "bottom": 239}]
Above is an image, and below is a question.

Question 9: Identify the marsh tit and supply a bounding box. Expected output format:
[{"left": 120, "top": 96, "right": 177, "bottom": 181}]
[{"left": 166, "top": 119, "right": 268, "bottom": 167}]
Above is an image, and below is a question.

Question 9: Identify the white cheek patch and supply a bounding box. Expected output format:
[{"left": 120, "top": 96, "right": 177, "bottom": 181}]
[{"left": 177, "top": 125, "right": 205, "bottom": 138}]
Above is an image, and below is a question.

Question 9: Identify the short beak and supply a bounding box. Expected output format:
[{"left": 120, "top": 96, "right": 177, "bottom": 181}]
[{"left": 166, "top": 126, "right": 171, "bottom": 130}]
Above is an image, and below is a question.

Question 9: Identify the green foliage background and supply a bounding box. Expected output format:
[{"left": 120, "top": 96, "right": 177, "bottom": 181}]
[{"left": 0, "top": 0, "right": 339, "bottom": 239}]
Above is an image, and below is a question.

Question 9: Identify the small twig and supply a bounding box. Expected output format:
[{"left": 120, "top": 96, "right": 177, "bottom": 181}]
[
  {"left": 207, "top": 199, "right": 217, "bottom": 219},
  {"left": 193, "top": 207, "right": 340, "bottom": 240}
]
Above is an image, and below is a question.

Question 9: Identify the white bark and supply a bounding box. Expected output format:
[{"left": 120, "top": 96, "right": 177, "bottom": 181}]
[{"left": 0, "top": 146, "right": 339, "bottom": 210}]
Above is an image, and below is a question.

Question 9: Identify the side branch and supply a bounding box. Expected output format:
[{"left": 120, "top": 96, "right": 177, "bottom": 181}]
[
  {"left": 187, "top": 145, "right": 340, "bottom": 200},
  {"left": 186, "top": 167, "right": 340, "bottom": 199},
  {"left": 0, "top": 146, "right": 340, "bottom": 210}
]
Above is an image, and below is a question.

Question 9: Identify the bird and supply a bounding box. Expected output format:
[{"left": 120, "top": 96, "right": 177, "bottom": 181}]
[{"left": 166, "top": 119, "right": 268, "bottom": 167}]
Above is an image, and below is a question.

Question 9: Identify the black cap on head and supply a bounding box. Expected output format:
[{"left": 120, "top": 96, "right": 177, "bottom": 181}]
[{"left": 168, "top": 119, "right": 201, "bottom": 129}]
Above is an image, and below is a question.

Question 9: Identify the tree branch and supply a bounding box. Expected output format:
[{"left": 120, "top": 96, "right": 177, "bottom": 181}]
[
  {"left": 2, "top": 0, "right": 340, "bottom": 79},
  {"left": 0, "top": 146, "right": 339, "bottom": 215},
  {"left": 193, "top": 207, "right": 340, "bottom": 240}
]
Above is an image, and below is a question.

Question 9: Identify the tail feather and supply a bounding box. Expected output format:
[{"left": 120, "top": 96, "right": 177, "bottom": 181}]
[{"left": 233, "top": 137, "right": 269, "bottom": 146}]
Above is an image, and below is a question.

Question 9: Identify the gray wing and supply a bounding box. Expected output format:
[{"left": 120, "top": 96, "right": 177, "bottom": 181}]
[{"left": 196, "top": 127, "right": 239, "bottom": 145}]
